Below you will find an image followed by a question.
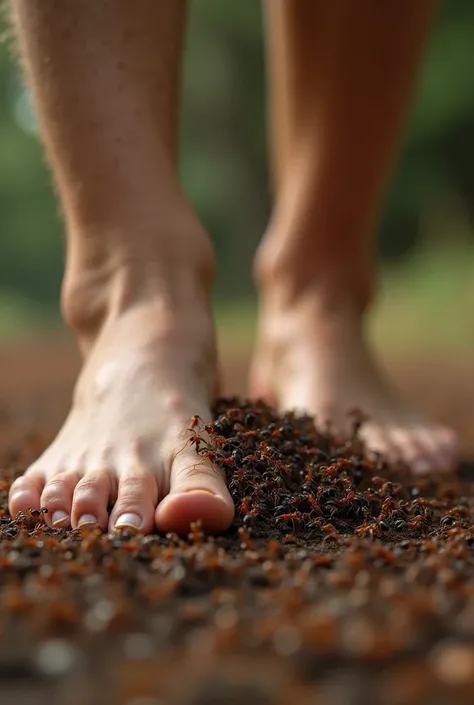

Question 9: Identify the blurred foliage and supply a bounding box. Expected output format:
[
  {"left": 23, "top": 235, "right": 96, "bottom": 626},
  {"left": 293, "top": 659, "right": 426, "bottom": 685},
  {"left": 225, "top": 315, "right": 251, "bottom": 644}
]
[{"left": 0, "top": 0, "right": 474, "bottom": 311}]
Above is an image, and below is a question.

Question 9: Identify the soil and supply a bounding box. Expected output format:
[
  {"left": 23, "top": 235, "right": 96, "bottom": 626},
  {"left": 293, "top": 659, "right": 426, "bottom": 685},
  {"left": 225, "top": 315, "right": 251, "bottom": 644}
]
[{"left": 2, "top": 336, "right": 474, "bottom": 705}]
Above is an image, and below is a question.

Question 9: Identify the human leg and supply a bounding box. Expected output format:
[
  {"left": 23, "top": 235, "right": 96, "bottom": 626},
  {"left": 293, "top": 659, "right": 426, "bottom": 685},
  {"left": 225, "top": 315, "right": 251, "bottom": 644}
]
[
  {"left": 252, "top": 0, "right": 458, "bottom": 472},
  {"left": 8, "top": 0, "right": 234, "bottom": 532}
]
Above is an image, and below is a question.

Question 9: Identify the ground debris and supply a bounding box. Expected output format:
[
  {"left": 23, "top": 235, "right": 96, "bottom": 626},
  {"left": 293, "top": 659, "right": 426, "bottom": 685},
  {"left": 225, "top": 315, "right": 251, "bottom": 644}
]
[{"left": 0, "top": 398, "right": 474, "bottom": 705}]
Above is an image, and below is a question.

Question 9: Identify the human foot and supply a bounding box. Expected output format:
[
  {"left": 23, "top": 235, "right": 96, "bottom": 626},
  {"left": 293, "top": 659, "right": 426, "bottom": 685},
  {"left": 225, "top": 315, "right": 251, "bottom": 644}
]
[
  {"left": 8, "top": 292, "right": 234, "bottom": 535},
  {"left": 250, "top": 303, "right": 459, "bottom": 475}
]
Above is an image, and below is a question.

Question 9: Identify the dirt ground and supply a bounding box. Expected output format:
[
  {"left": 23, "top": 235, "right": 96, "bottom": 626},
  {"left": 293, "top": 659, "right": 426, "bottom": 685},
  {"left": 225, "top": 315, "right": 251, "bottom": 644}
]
[{"left": 2, "top": 335, "right": 474, "bottom": 705}]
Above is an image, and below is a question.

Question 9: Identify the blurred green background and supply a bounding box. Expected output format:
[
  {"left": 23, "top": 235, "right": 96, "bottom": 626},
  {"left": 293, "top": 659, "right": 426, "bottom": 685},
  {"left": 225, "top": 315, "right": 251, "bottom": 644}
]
[{"left": 1, "top": 0, "right": 474, "bottom": 354}]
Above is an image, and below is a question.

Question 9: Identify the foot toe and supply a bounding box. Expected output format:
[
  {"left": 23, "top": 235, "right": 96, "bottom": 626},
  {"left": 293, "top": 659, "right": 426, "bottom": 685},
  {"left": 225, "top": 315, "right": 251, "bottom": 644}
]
[
  {"left": 9, "top": 471, "right": 44, "bottom": 517},
  {"left": 71, "top": 470, "right": 113, "bottom": 529},
  {"left": 155, "top": 450, "right": 234, "bottom": 535},
  {"left": 361, "top": 425, "right": 398, "bottom": 463},
  {"left": 433, "top": 426, "right": 460, "bottom": 469},
  {"left": 108, "top": 467, "right": 158, "bottom": 534},
  {"left": 385, "top": 427, "right": 436, "bottom": 475},
  {"left": 40, "top": 471, "right": 80, "bottom": 527}
]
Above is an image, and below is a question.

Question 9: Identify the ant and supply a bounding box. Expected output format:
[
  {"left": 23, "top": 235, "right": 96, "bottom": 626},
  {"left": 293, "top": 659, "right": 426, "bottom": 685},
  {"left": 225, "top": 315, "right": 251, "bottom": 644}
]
[
  {"left": 190, "top": 415, "right": 203, "bottom": 430},
  {"left": 302, "top": 466, "right": 315, "bottom": 486},
  {"left": 274, "top": 460, "right": 291, "bottom": 476},
  {"left": 200, "top": 449, "right": 222, "bottom": 464},
  {"left": 25, "top": 523, "right": 45, "bottom": 538},
  {"left": 336, "top": 459, "right": 354, "bottom": 471},
  {"left": 308, "top": 495, "right": 322, "bottom": 516},
  {"left": 407, "top": 515, "right": 428, "bottom": 530},
  {"left": 218, "top": 456, "right": 236, "bottom": 468},
  {"left": 276, "top": 512, "right": 303, "bottom": 529},
  {"left": 243, "top": 507, "right": 261, "bottom": 525},
  {"left": 240, "top": 496, "right": 252, "bottom": 515},
  {"left": 188, "top": 431, "right": 204, "bottom": 453},
  {"left": 356, "top": 522, "right": 379, "bottom": 539}
]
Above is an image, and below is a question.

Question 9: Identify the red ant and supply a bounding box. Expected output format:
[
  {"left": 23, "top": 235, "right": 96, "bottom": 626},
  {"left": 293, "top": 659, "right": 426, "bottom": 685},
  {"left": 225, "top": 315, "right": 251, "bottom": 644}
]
[
  {"left": 303, "top": 467, "right": 314, "bottom": 485},
  {"left": 190, "top": 415, "right": 203, "bottom": 430},
  {"left": 308, "top": 495, "right": 322, "bottom": 516},
  {"left": 240, "top": 430, "right": 259, "bottom": 441},
  {"left": 201, "top": 449, "right": 221, "bottom": 464},
  {"left": 212, "top": 436, "right": 231, "bottom": 448},
  {"left": 240, "top": 496, "right": 252, "bottom": 515},
  {"left": 246, "top": 507, "right": 261, "bottom": 522},
  {"left": 407, "top": 515, "right": 428, "bottom": 530},
  {"left": 379, "top": 497, "right": 397, "bottom": 517},
  {"left": 323, "top": 465, "right": 338, "bottom": 476},
  {"left": 274, "top": 460, "right": 291, "bottom": 475},
  {"left": 356, "top": 522, "right": 379, "bottom": 538},
  {"left": 334, "top": 491, "right": 355, "bottom": 508},
  {"left": 336, "top": 459, "right": 353, "bottom": 470},
  {"left": 276, "top": 512, "right": 303, "bottom": 528},
  {"left": 188, "top": 432, "right": 204, "bottom": 452},
  {"left": 218, "top": 456, "right": 236, "bottom": 467},
  {"left": 29, "top": 523, "right": 45, "bottom": 538}
]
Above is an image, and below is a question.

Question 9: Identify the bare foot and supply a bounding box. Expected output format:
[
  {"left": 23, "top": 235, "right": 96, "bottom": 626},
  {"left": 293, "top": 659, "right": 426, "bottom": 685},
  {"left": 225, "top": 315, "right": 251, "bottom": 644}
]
[
  {"left": 250, "top": 304, "right": 459, "bottom": 474},
  {"left": 9, "top": 296, "right": 234, "bottom": 534}
]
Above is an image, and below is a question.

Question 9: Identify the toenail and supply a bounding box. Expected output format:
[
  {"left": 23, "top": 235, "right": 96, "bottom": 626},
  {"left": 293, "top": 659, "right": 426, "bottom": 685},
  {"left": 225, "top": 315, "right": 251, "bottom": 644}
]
[
  {"left": 180, "top": 489, "right": 217, "bottom": 496},
  {"left": 52, "top": 510, "right": 69, "bottom": 526},
  {"left": 413, "top": 459, "right": 431, "bottom": 475},
  {"left": 78, "top": 514, "right": 98, "bottom": 527},
  {"left": 115, "top": 513, "right": 141, "bottom": 530}
]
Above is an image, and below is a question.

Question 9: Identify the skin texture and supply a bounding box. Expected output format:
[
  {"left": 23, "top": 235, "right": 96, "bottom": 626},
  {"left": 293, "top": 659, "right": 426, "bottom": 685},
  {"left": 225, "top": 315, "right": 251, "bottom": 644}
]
[
  {"left": 251, "top": 0, "right": 459, "bottom": 474},
  {"left": 8, "top": 0, "right": 234, "bottom": 534},
  {"left": 8, "top": 1, "right": 458, "bottom": 534}
]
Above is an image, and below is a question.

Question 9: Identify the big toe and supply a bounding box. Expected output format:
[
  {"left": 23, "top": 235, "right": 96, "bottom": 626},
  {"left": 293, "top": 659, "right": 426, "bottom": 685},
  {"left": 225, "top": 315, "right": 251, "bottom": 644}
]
[{"left": 155, "top": 449, "right": 234, "bottom": 535}]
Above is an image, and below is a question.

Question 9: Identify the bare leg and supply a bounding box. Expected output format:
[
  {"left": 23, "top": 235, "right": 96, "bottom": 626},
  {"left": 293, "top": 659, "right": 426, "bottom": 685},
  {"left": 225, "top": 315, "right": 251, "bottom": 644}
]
[
  {"left": 252, "top": 0, "right": 458, "bottom": 473},
  {"left": 8, "top": 0, "right": 234, "bottom": 533}
]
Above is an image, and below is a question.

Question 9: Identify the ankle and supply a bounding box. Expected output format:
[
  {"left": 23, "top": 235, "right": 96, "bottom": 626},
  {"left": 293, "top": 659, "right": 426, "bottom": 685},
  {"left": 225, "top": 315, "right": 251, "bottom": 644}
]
[
  {"left": 61, "top": 223, "right": 216, "bottom": 342},
  {"left": 254, "top": 228, "right": 374, "bottom": 322}
]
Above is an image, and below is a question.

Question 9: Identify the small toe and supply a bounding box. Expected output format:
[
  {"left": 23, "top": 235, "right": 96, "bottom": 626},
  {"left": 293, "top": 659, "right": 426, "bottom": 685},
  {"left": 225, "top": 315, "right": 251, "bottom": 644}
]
[
  {"left": 108, "top": 467, "right": 158, "bottom": 534},
  {"left": 361, "top": 426, "right": 399, "bottom": 464},
  {"left": 9, "top": 471, "right": 45, "bottom": 518},
  {"left": 71, "top": 470, "right": 112, "bottom": 529},
  {"left": 432, "top": 426, "right": 460, "bottom": 470},
  {"left": 40, "top": 471, "right": 80, "bottom": 527},
  {"left": 155, "top": 450, "right": 234, "bottom": 535},
  {"left": 385, "top": 428, "right": 434, "bottom": 475}
]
